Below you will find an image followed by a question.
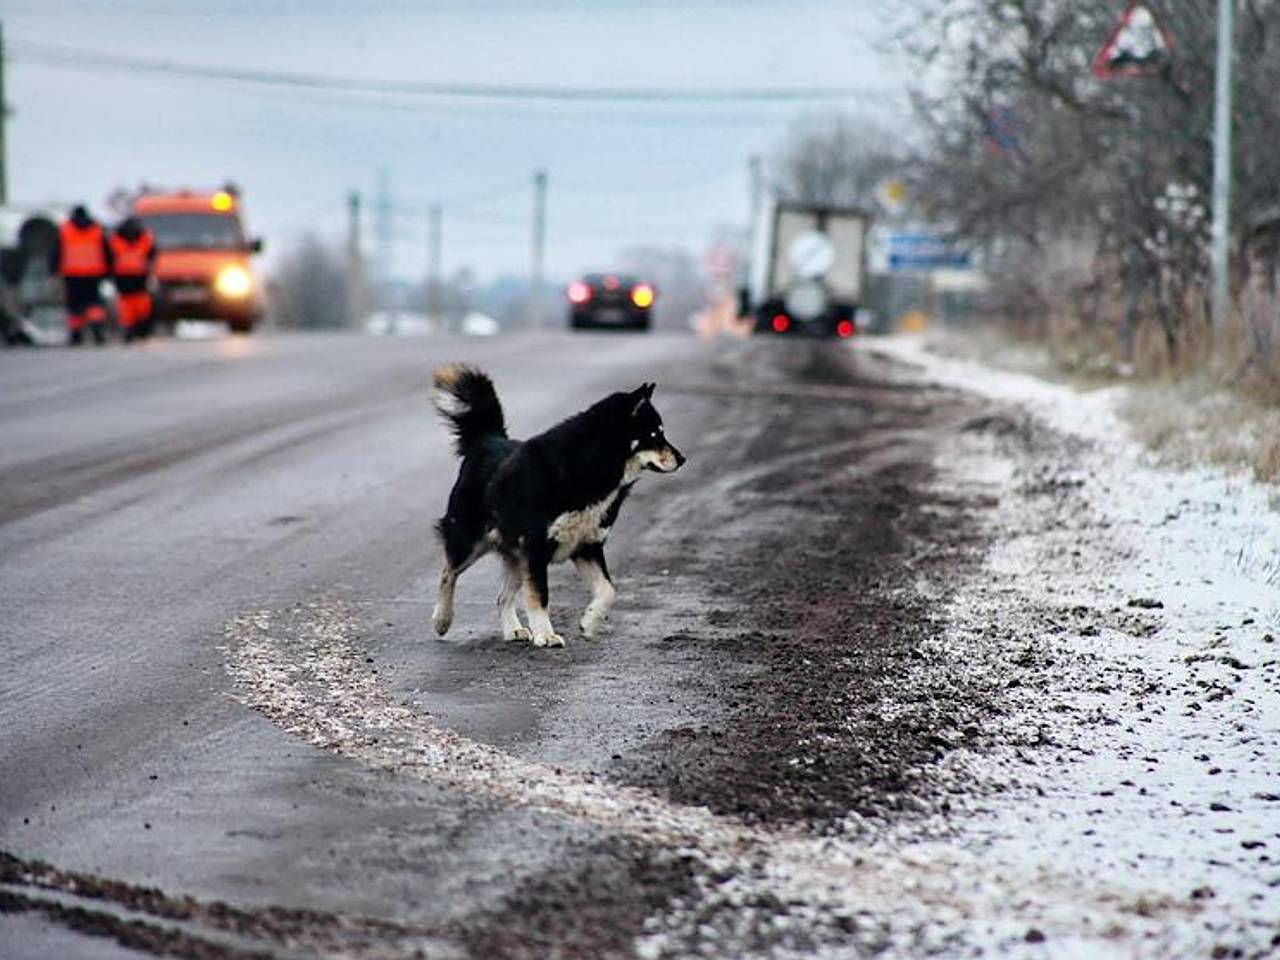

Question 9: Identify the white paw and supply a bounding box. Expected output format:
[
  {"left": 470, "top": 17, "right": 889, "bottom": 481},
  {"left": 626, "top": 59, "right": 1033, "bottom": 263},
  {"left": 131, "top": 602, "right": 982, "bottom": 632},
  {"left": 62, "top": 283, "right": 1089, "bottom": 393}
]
[
  {"left": 432, "top": 604, "right": 452, "bottom": 636},
  {"left": 504, "top": 625, "right": 532, "bottom": 642},
  {"left": 579, "top": 610, "right": 607, "bottom": 640},
  {"left": 532, "top": 631, "right": 565, "bottom": 649}
]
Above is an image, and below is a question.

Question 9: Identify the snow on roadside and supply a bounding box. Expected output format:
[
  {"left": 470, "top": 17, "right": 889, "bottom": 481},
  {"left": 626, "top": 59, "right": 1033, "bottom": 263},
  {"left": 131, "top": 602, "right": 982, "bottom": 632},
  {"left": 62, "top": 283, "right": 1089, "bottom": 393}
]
[{"left": 867, "top": 333, "right": 1280, "bottom": 957}]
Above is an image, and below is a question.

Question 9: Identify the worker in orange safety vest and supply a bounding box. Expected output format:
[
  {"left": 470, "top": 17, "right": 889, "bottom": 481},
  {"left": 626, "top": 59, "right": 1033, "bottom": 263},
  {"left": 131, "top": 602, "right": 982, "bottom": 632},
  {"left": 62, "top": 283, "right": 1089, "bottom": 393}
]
[
  {"left": 52, "top": 205, "right": 113, "bottom": 345},
  {"left": 109, "top": 216, "right": 157, "bottom": 343}
]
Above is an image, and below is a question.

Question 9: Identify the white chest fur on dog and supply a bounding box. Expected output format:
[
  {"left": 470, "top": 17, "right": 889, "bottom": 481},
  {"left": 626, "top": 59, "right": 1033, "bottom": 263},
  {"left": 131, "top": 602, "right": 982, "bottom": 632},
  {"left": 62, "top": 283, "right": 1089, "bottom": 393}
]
[
  {"left": 548, "top": 488, "right": 621, "bottom": 562},
  {"left": 547, "top": 455, "right": 648, "bottom": 563}
]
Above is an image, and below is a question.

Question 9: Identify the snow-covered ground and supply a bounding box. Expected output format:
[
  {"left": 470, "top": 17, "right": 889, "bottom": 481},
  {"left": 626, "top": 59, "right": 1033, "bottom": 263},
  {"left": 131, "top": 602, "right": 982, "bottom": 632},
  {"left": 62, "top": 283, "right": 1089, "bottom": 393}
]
[{"left": 869, "top": 334, "right": 1280, "bottom": 957}]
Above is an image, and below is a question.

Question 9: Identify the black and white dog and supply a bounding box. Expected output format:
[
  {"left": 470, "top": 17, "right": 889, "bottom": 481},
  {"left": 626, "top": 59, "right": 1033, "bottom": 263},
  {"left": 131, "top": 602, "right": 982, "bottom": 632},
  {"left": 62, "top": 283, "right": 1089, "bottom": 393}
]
[{"left": 430, "top": 365, "right": 685, "bottom": 648}]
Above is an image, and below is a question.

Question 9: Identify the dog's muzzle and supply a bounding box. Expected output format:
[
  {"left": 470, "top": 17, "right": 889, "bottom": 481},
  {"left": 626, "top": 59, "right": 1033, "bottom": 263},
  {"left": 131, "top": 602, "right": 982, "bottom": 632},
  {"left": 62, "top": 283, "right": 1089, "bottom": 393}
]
[{"left": 654, "top": 442, "right": 686, "bottom": 473}]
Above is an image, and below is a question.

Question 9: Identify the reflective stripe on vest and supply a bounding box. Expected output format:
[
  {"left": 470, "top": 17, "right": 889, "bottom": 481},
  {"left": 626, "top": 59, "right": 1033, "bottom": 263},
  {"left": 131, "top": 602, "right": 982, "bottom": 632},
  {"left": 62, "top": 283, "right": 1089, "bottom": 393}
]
[
  {"left": 59, "top": 221, "right": 107, "bottom": 277},
  {"left": 108, "top": 231, "right": 155, "bottom": 277}
]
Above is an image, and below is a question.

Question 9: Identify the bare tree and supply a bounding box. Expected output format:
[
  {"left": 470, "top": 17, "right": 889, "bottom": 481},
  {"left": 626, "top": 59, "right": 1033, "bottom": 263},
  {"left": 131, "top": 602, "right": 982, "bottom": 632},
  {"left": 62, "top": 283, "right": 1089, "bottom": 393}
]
[
  {"left": 617, "top": 245, "right": 705, "bottom": 331},
  {"left": 774, "top": 114, "right": 903, "bottom": 209},
  {"left": 270, "top": 233, "right": 351, "bottom": 330},
  {"left": 902, "top": 0, "right": 1280, "bottom": 360}
]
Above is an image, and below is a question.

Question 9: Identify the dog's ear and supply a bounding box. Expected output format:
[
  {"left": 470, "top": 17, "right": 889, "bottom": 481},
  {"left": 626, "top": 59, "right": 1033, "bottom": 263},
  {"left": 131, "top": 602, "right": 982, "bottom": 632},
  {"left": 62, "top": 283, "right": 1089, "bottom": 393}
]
[{"left": 631, "top": 383, "right": 653, "bottom": 416}]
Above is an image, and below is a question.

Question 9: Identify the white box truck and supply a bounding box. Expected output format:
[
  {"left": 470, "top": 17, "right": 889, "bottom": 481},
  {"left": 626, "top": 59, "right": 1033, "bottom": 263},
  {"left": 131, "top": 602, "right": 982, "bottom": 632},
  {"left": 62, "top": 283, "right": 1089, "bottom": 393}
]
[{"left": 745, "top": 198, "right": 871, "bottom": 338}]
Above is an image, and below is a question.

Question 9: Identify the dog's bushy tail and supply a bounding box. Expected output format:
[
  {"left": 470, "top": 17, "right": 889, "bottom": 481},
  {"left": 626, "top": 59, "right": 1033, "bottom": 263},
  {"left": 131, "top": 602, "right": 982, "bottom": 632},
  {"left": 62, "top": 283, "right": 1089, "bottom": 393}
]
[{"left": 430, "top": 364, "right": 507, "bottom": 457}]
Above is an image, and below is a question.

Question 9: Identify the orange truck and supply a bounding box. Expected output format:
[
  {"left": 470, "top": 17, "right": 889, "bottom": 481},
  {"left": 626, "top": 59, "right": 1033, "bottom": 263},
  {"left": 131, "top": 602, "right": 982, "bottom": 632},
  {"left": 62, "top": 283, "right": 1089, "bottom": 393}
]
[{"left": 133, "top": 188, "right": 264, "bottom": 333}]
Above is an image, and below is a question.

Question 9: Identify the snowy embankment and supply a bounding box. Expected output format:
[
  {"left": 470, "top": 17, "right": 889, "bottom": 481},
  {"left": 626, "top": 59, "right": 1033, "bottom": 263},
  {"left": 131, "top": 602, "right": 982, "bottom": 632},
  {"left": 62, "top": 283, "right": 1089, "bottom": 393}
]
[{"left": 868, "top": 334, "right": 1280, "bottom": 957}]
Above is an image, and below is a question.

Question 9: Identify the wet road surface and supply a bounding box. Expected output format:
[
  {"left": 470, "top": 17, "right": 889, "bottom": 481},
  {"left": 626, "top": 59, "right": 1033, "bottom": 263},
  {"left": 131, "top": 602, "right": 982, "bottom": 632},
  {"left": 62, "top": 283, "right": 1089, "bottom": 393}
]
[
  {"left": 2, "top": 330, "right": 975, "bottom": 957},
  {"left": 3, "top": 331, "right": 1275, "bottom": 958}
]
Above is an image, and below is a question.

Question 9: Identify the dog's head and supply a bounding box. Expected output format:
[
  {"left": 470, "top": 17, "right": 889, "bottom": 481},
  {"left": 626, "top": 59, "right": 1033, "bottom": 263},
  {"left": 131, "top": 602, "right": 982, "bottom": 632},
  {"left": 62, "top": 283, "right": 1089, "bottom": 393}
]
[{"left": 627, "top": 382, "right": 686, "bottom": 473}]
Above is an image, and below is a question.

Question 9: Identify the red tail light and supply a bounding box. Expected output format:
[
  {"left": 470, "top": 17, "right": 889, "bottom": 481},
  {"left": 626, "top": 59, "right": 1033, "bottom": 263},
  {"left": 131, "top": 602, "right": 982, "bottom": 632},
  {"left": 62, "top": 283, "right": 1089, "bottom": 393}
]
[
  {"left": 603, "top": 275, "right": 619, "bottom": 290},
  {"left": 567, "top": 281, "right": 591, "bottom": 305},
  {"left": 771, "top": 313, "right": 790, "bottom": 333},
  {"left": 836, "top": 319, "right": 854, "bottom": 338}
]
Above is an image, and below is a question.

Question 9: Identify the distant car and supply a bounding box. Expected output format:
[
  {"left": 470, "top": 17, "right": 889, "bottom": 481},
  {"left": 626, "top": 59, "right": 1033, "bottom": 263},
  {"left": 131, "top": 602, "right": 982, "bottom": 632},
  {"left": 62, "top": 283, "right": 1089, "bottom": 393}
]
[
  {"left": 461, "top": 311, "right": 501, "bottom": 337},
  {"left": 567, "top": 274, "right": 655, "bottom": 331},
  {"left": 365, "top": 310, "right": 433, "bottom": 337}
]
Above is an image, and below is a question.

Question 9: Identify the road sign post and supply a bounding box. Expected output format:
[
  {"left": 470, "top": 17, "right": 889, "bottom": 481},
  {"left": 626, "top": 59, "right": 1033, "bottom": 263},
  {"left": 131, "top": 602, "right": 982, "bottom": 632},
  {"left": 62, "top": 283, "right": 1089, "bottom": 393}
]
[
  {"left": 1210, "top": 0, "right": 1234, "bottom": 327},
  {"left": 530, "top": 168, "right": 547, "bottom": 329}
]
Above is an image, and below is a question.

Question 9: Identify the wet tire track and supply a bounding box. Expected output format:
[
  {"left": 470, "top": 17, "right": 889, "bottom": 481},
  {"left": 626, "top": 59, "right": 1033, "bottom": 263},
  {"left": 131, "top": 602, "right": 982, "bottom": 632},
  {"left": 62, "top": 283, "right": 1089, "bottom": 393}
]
[{"left": 0, "top": 370, "right": 424, "bottom": 526}]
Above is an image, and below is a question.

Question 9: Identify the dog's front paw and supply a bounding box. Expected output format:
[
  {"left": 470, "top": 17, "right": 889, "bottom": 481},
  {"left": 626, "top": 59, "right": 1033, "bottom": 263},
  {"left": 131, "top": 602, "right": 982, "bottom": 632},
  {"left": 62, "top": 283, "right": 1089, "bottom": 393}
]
[
  {"left": 504, "top": 625, "right": 532, "bottom": 642},
  {"left": 531, "top": 631, "right": 565, "bottom": 649},
  {"left": 432, "top": 604, "right": 452, "bottom": 636}
]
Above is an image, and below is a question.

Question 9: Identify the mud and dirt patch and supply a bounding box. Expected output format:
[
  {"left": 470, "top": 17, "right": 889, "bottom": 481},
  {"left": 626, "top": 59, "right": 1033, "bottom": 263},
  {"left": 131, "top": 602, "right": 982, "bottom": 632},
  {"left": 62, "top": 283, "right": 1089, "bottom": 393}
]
[
  {"left": 613, "top": 342, "right": 1004, "bottom": 832},
  {"left": 459, "top": 836, "right": 699, "bottom": 959}
]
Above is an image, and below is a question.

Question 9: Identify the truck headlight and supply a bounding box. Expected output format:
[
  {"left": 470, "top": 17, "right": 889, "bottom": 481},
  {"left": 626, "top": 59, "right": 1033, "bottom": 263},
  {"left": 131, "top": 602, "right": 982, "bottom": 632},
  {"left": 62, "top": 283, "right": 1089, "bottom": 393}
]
[{"left": 214, "top": 265, "right": 253, "bottom": 299}]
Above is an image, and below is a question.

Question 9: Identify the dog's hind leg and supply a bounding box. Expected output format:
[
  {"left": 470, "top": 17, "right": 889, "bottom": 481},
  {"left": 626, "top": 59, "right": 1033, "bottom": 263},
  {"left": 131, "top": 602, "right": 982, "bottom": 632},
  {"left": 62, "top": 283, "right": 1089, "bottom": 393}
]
[
  {"left": 521, "top": 543, "right": 564, "bottom": 649},
  {"left": 432, "top": 561, "right": 459, "bottom": 636},
  {"left": 432, "top": 539, "right": 488, "bottom": 637},
  {"left": 573, "top": 544, "right": 615, "bottom": 640},
  {"left": 498, "top": 555, "right": 531, "bottom": 642}
]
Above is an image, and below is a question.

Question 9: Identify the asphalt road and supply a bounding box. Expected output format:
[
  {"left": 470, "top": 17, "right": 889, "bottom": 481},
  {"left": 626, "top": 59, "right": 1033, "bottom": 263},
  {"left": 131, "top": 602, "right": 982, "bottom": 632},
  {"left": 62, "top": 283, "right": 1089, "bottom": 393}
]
[
  {"left": 0, "top": 332, "right": 717, "bottom": 953},
  {"left": 2, "top": 328, "right": 998, "bottom": 960},
  {"left": 5, "top": 331, "right": 1276, "bottom": 959}
]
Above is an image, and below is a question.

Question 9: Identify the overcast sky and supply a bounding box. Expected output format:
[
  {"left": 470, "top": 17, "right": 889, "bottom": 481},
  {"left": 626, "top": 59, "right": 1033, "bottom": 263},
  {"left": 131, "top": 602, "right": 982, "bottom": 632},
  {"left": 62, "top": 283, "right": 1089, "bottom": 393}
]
[{"left": 4, "top": 1, "right": 912, "bottom": 283}]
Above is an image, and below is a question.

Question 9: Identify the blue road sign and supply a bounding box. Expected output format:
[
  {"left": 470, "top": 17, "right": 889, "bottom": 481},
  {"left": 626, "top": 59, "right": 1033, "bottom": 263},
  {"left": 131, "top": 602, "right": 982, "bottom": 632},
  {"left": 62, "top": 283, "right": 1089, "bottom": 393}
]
[
  {"left": 887, "top": 233, "right": 971, "bottom": 271},
  {"left": 888, "top": 252, "right": 971, "bottom": 270}
]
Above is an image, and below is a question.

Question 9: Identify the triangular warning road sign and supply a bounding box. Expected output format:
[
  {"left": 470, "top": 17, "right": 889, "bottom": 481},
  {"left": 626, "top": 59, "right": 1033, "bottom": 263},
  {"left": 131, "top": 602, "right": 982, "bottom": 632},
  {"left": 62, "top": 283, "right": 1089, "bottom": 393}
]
[{"left": 1092, "top": 2, "right": 1173, "bottom": 79}]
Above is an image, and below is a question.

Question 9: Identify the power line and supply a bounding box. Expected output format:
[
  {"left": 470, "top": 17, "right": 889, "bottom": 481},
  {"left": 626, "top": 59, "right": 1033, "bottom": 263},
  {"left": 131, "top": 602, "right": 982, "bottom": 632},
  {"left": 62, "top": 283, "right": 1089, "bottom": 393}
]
[
  {"left": 388, "top": 168, "right": 738, "bottom": 216},
  {"left": 396, "top": 181, "right": 530, "bottom": 216},
  {"left": 560, "top": 163, "right": 741, "bottom": 196},
  {"left": 212, "top": 82, "right": 821, "bottom": 127},
  {"left": 9, "top": 38, "right": 886, "bottom": 104}
]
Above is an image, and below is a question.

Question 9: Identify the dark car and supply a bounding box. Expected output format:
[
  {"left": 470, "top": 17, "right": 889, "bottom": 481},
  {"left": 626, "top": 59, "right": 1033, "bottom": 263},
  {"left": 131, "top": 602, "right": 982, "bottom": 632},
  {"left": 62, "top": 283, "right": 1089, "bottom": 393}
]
[{"left": 567, "top": 273, "right": 655, "bottom": 331}]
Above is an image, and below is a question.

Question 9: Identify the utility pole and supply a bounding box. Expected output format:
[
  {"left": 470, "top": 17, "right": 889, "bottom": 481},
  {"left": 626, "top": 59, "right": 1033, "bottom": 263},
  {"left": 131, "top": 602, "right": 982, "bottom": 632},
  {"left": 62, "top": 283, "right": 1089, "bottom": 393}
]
[
  {"left": 1210, "top": 0, "right": 1234, "bottom": 327},
  {"left": 0, "top": 21, "right": 9, "bottom": 206},
  {"left": 529, "top": 168, "right": 547, "bottom": 329},
  {"left": 427, "top": 202, "right": 442, "bottom": 330},
  {"left": 747, "top": 155, "right": 762, "bottom": 232},
  {"left": 347, "top": 191, "right": 364, "bottom": 327},
  {"left": 746, "top": 154, "right": 762, "bottom": 282},
  {"left": 374, "top": 167, "right": 392, "bottom": 295}
]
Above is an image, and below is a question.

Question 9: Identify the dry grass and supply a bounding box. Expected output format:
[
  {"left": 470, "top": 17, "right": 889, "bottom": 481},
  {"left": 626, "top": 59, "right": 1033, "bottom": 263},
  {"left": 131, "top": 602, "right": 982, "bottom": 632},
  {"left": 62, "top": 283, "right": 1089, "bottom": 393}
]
[
  {"left": 938, "top": 248, "right": 1280, "bottom": 485},
  {"left": 1117, "top": 376, "right": 1280, "bottom": 485},
  {"left": 1164, "top": 288, "right": 1280, "bottom": 404},
  {"left": 1106, "top": 286, "right": 1280, "bottom": 483},
  {"left": 929, "top": 314, "right": 1280, "bottom": 486}
]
